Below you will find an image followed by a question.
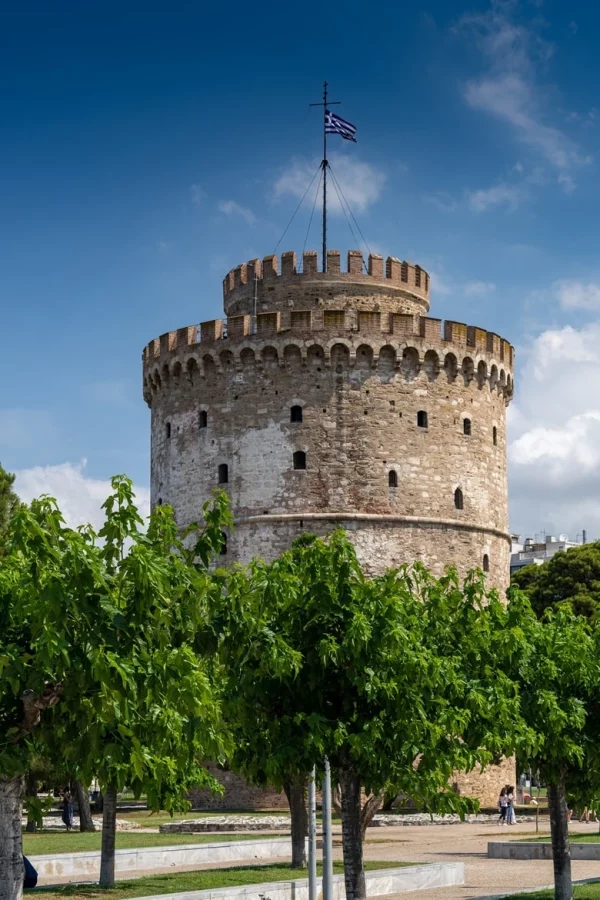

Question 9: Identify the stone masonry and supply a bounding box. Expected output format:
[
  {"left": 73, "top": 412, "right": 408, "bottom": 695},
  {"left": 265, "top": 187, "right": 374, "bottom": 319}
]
[{"left": 143, "top": 249, "right": 516, "bottom": 808}]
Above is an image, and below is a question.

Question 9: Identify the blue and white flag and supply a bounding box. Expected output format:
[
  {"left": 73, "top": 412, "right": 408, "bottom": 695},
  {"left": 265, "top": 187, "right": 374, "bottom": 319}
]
[{"left": 325, "top": 109, "right": 357, "bottom": 142}]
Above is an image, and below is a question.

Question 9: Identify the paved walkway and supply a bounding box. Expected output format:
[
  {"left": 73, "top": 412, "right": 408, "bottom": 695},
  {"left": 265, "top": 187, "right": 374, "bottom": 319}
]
[{"left": 359, "top": 819, "right": 600, "bottom": 899}]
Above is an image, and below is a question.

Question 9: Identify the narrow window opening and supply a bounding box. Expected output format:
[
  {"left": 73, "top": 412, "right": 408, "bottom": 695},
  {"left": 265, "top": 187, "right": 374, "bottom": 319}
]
[
  {"left": 463, "top": 418, "right": 472, "bottom": 436},
  {"left": 493, "top": 426, "right": 498, "bottom": 446},
  {"left": 218, "top": 463, "right": 229, "bottom": 484},
  {"left": 199, "top": 410, "right": 208, "bottom": 428},
  {"left": 166, "top": 422, "right": 171, "bottom": 439},
  {"left": 454, "top": 487, "right": 464, "bottom": 510},
  {"left": 293, "top": 451, "right": 306, "bottom": 470},
  {"left": 157, "top": 498, "right": 162, "bottom": 506},
  {"left": 220, "top": 531, "right": 228, "bottom": 556},
  {"left": 417, "top": 410, "right": 428, "bottom": 428},
  {"left": 483, "top": 554, "right": 490, "bottom": 572},
  {"left": 290, "top": 405, "right": 303, "bottom": 423},
  {"left": 388, "top": 470, "right": 398, "bottom": 488}
]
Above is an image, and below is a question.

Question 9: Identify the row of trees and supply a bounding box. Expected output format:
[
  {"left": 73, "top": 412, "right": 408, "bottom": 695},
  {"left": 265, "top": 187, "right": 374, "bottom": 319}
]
[{"left": 1, "top": 467, "right": 600, "bottom": 900}]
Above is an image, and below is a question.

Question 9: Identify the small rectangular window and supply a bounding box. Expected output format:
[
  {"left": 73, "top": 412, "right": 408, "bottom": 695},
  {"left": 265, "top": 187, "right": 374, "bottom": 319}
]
[{"left": 293, "top": 451, "right": 306, "bottom": 470}]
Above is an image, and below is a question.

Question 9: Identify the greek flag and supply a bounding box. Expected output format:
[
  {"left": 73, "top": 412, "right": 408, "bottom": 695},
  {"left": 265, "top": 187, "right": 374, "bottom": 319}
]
[{"left": 325, "top": 109, "right": 357, "bottom": 142}]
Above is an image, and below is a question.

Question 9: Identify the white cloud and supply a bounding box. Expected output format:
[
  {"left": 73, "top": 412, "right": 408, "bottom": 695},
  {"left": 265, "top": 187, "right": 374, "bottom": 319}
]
[
  {"left": 467, "top": 184, "right": 525, "bottom": 213},
  {"left": 423, "top": 192, "right": 458, "bottom": 212},
  {"left": 508, "top": 321, "right": 600, "bottom": 539},
  {"left": 190, "top": 184, "right": 205, "bottom": 208},
  {"left": 275, "top": 153, "right": 386, "bottom": 215},
  {"left": 217, "top": 200, "right": 257, "bottom": 226},
  {"left": 426, "top": 269, "right": 453, "bottom": 297},
  {"left": 464, "top": 281, "right": 496, "bottom": 297},
  {"left": 14, "top": 460, "right": 150, "bottom": 531},
  {"left": 558, "top": 172, "right": 576, "bottom": 193},
  {"left": 457, "top": 2, "right": 589, "bottom": 192},
  {"left": 554, "top": 280, "right": 600, "bottom": 311},
  {"left": 568, "top": 21, "right": 578, "bottom": 36}
]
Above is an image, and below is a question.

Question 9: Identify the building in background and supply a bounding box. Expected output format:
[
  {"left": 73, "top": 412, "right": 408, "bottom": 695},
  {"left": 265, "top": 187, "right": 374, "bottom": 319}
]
[{"left": 510, "top": 532, "right": 586, "bottom": 576}]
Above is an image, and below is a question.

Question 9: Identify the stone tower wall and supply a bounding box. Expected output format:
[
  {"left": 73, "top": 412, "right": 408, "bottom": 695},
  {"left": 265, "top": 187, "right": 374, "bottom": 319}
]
[{"left": 143, "top": 249, "right": 516, "bottom": 807}]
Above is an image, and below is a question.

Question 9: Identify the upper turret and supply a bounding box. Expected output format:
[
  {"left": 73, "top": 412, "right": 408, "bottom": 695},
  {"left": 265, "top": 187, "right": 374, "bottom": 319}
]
[{"left": 222, "top": 249, "right": 430, "bottom": 318}]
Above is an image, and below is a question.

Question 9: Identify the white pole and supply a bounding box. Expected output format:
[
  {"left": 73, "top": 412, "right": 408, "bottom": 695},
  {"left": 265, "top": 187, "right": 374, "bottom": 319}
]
[
  {"left": 308, "top": 767, "right": 317, "bottom": 900},
  {"left": 322, "top": 758, "right": 334, "bottom": 900}
]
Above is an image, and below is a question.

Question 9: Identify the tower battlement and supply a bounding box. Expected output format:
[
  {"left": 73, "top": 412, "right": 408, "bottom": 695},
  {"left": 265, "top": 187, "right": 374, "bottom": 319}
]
[
  {"left": 143, "top": 313, "right": 514, "bottom": 376},
  {"left": 222, "top": 249, "right": 430, "bottom": 318}
]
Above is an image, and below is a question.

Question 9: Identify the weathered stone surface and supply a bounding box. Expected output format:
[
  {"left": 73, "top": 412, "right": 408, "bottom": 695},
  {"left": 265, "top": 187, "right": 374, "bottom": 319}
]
[
  {"left": 159, "top": 813, "right": 510, "bottom": 834},
  {"left": 21, "top": 816, "right": 140, "bottom": 831},
  {"left": 187, "top": 764, "right": 287, "bottom": 811},
  {"left": 159, "top": 815, "right": 291, "bottom": 833}
]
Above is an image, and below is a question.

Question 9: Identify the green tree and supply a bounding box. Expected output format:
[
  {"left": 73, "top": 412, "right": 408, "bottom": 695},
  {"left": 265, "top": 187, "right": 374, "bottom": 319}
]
[
  {"left": 0, "top": 463, "right": 19, "bottom": 545},
  {"left": 219, "top": 566, "right": 307, "bottom": 867},
  {"left": 512, "top": 542, "right": 600, "bottom": 619},
  {"left": 226, "top": 531, "right": 529, "bottom": 900},
  {"left": 510, "top": 593, "right": 600, "bottom": 900},
  {"left": 0, "top": 477, "right": 231, "bottom": 898}
]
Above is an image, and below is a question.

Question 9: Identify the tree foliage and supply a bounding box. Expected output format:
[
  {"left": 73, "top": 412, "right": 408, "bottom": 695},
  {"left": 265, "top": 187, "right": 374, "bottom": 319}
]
[
  {"left": 225, "top": 531, "right": 531, "bottom": 900},
  {"left": 509, "top": 587, "right": 600, "bottom": 900},
  {"left": 512, "top": 542, "right": 600, "bottom": 620},
  {"left": 0, "top": 477, "right": 232, "bottom": 897},
  {"left": 0, "top": 463, "right": 19, "bottom": 543}
]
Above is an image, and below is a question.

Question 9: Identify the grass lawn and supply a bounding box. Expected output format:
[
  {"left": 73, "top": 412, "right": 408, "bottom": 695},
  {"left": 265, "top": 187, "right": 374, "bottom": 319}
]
[
  {"left": 520, "top": 832, "right": 600, "bottom": 843},
  {"left": 502, "top": 884, "right": 600, "bottom": 899},
  {"left": 24, "top": 831, "right": 286, "bottom": 856},
  {"left": 26, "top": 860, "right": 406, "bottom": 899}
]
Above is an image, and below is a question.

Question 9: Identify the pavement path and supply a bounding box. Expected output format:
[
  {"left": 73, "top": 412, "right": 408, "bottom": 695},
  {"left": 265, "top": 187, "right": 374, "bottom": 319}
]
[{"left": 359, "top": 819, "right": 600, "bottom": 899}]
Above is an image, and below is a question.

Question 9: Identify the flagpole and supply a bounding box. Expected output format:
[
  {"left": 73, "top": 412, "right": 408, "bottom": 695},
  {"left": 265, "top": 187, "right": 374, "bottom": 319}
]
[
  {"left": 310, "top": 82, "right": 340, "bottom": 274},
  {"left": 322, "top": 80, "right": 328, "bottom": 274}
]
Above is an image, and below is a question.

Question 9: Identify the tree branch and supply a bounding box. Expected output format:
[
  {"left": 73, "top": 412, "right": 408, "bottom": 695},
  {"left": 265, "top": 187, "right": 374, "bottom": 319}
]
[
  {"left": 20, "top": 685, "right": 64, "bottom": 734},
  {"left": 360, "top": 791, "right": 385, "bottom": 840}
]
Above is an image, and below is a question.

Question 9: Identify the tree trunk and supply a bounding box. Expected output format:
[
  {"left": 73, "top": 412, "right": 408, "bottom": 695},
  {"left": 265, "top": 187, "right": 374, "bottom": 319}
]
[
  {"left": 75, "top": 780, "right": 96, "bottom": 832},
  {"left": 382, "top": 792, "right": 398, "bottom": 812},
  {"left": 0, "top": 776, "right": 25, "bottom": 900},
  {"left": 99, "top": 784, "right": 118, "bottom": 888},
  {"left": 24, "top": 772, "right": 37, "bottom": 833},
  {"left": 548, "top": 776, "right": 573, "bottom": 900},
  {"left": 283, "top": 775, "right": 308, "bottom": 868},
  {"left": 339, "top": 768, "right": 366, "bottom": 900},
  {"left": 331, "top": 785, "right": 342, "bottom": 817}
]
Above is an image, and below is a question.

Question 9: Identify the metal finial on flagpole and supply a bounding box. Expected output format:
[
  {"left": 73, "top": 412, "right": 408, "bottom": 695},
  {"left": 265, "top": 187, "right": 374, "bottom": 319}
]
[{"left": 310, "top": 81, "right": 340, "bottom": 273}]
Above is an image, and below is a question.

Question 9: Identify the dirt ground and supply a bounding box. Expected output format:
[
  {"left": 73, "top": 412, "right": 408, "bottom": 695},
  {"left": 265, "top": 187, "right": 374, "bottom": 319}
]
[{"left": 360, "top": 818, "right": 600, "bottom": 899}]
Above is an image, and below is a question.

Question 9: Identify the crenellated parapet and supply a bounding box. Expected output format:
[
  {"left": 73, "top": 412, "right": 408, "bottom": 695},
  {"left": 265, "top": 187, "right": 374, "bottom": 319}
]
[
  {"left": 221, "top": 250, "right": 431, "bottom": 318},
  {"left": 142, "top": 311, "right": 514, "bottom": 405}
]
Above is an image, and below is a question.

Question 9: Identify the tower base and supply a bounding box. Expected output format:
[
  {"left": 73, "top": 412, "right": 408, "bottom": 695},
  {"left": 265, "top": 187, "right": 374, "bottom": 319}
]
[{"left": 452, "top": 757, "right": 517, "bottom": 809}]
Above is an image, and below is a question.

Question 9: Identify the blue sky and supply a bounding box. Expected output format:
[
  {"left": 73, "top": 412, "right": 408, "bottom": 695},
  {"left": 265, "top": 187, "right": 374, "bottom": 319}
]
[{"left": 3, "top": 0, "right": 600, "bottom": 539}]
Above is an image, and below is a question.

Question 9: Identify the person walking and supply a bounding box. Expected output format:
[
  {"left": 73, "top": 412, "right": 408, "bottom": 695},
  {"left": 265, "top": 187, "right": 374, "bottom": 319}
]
[
  {"left": 506, "top": 785, "right": 517, "bottom": 825},
  {"left": 498, "top": 787, "right": 508, "bottom": 825},
  {"left": 62, "top": 788, "right": 74, "bottom": 831}
]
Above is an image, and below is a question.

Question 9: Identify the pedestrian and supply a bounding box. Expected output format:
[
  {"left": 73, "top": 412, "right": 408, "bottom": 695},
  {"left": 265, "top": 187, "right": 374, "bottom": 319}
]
[
  {"left": 23, "top": 856, "right": 38, "bottom": 888},
  {"left": 62, "top": 788, "right": 74, "bottom": 831},
  {"left": 506, "top": 785, "right": 517, "bottom": 825},
  {"left": 498, "top": 787, "right": 508, "bottom": 825}
]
